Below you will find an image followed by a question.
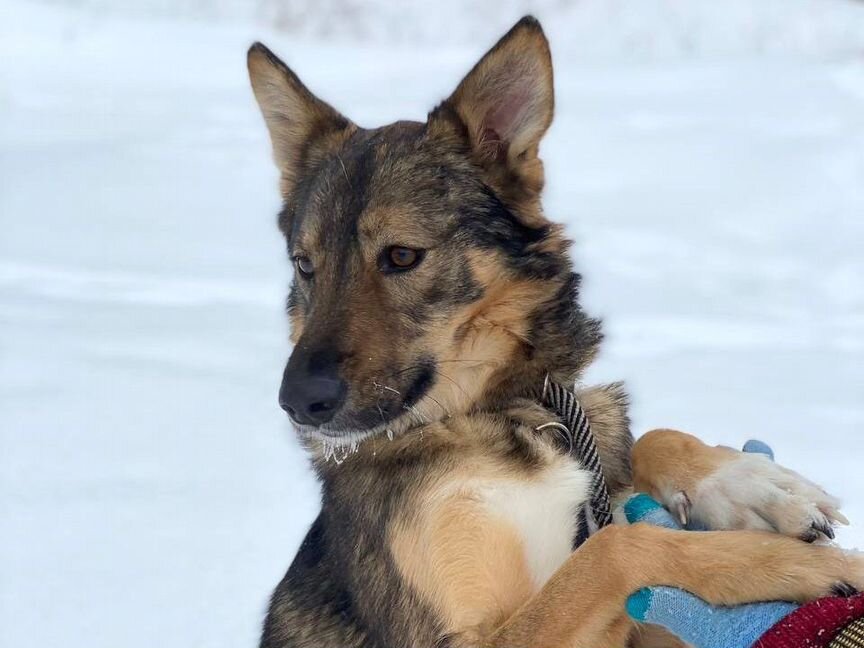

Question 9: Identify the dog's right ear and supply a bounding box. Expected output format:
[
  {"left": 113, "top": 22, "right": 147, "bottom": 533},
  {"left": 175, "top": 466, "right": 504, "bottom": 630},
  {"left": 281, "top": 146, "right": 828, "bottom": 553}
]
[{"left": 248, "top": 43, "right": 353, "bottom": 197}]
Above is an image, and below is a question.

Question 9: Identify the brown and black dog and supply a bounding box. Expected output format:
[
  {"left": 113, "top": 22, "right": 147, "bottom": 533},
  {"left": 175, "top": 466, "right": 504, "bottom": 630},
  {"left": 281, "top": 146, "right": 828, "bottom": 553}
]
[{"left": 247, "top": 16, "right": 859, "bottom": 648}]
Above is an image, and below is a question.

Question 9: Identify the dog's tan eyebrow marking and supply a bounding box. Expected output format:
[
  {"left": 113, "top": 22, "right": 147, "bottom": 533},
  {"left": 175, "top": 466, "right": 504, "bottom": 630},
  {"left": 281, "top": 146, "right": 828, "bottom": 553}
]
[{"left": 357, "top": 206, "right": 440, "bottom": 250}]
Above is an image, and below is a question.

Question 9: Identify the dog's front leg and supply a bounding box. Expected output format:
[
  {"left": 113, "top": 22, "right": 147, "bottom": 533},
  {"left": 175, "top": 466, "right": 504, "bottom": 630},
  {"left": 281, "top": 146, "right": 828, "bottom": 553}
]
[
  {"left": 460, "top": 523, "right": 862, "bottom": 648},
  {"left": 631, "top": 429, "right": 846, "bottom": 540}
]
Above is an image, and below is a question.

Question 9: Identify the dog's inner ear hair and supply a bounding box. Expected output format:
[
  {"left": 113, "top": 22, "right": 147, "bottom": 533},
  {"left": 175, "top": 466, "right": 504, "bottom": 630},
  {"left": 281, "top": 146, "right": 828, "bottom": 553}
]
[
  {"left": 430, "top": 16, "right": 554, "bottom": 197},
  {"left": 247, "top": 42, "right": 354, "bottom": 198}
]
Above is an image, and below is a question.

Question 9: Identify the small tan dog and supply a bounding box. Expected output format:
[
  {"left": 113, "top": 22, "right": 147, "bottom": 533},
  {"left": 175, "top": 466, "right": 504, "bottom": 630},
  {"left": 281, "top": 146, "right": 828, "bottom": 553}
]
[{"left": 248, "top": 16, "right": 858, "bottom": 648}]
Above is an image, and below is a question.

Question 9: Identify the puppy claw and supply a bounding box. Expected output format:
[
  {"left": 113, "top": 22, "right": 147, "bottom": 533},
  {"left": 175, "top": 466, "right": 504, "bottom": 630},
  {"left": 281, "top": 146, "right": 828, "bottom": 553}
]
[
  {"left": 829, "top": 509, "right": 851, "bottom": 526},
  {"left": 672, "top": 491, "right": 691, "bottom": 527},
  {"left": 800, "top": 521, "right": 835, "bottom": 543},
  {"left": 832, "top": 582, "right": 859, "bottom": 598}
]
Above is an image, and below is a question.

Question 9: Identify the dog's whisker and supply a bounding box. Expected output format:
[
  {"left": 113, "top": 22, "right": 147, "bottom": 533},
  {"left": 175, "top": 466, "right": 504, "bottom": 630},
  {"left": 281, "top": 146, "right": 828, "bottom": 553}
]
[
  {"left": 435, "top": 369, "right": 470, "bottom": 401},
  {"left": 402, "top": 403, "right": 430, "bottom": 426},
  {"left": 391, "top": 359, "right": 500, "bottom": 379},
  {"left": 420, "top": 392, "right": 450, "bottom": 418},
  {"left": 392, "top": 363, "right": 491, "bottom": 411},
  {"left": 372, "top": 380, "right": 401, "bottom": 397}
]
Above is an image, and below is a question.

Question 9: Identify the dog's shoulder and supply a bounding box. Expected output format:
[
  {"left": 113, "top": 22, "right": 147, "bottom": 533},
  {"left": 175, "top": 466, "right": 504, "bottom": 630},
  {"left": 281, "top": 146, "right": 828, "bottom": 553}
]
[
  {"left": 261, "top": 514, "right": 369, "bottom": 648},
  {"left": 262, "top": 506, "right": 441, "bottom": 648}
]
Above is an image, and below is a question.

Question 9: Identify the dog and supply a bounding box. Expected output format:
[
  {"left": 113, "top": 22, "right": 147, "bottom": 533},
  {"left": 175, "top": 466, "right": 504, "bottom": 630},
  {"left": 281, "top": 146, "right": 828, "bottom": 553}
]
[{"left": 247, "top": 16, "right": 860, "bottom": 648}]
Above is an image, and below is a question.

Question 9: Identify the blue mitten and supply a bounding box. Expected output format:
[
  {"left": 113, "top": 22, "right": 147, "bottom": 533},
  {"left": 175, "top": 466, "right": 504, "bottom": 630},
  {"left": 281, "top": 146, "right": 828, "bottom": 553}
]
[{"left": 623, "top": 440, "right": 797, "bottom": 648}]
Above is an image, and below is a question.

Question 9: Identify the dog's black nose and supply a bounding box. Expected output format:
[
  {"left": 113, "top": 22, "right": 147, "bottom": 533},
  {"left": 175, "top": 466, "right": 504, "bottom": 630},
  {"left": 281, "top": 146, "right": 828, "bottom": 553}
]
[
  {"left": 279, "top": 376, "right": 345, "bottom": 425},
  {"left": 279, "top": 348, "right": 347, "bottom": 426}
]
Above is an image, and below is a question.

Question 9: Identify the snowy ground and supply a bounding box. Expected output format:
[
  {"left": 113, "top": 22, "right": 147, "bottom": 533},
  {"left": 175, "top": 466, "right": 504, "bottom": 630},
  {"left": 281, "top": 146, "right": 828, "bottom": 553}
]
[{"left": 1, "top": 2, "right": 863, "bottom": 647}]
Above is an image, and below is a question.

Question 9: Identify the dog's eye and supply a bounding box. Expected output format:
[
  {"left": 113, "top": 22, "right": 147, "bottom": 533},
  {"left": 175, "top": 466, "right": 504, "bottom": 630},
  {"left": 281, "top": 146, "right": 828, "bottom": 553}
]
[
  {"left": 383, "top": 246, "right": 424, "bottom": 273},
  {"left": 294, "top": 255, "right": 314, "bottom": 278}
]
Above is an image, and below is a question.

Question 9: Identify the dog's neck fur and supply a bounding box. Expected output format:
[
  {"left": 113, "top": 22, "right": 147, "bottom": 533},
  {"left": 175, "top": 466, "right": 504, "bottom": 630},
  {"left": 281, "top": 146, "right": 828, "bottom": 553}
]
[{"left": 477, "top": 268, "right": 603, "bottom": 411}]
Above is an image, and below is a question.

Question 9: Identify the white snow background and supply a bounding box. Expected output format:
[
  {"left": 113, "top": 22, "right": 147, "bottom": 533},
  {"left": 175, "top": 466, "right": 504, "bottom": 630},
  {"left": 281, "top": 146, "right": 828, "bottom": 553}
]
[{"left": 1, "top": 1, "right": 863, "bottom": 646}]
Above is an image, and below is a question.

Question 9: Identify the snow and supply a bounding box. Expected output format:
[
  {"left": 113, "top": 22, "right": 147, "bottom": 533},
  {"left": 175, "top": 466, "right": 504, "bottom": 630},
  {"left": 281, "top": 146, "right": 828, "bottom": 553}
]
[
  {"left": 24, "top": 0, "right": 864, "bottom": 57},
  {"left": 1, "top": 2, "right": 863, "bottom": 647}
]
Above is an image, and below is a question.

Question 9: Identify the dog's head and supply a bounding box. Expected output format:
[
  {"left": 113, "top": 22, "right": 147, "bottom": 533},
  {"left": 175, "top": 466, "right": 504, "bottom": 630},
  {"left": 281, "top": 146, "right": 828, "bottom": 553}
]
[{"left": 249, "top": 17, "right": 600, "bottom": 443}]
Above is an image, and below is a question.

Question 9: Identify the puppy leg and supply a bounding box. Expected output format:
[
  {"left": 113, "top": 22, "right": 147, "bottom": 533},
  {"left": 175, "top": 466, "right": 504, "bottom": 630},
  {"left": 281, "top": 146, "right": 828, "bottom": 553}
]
[
  {"left": 472, "top": 523, "right": 862, "bottom": 648},
  {"left": 632, "top": 429, "right": 845, "bottom": 540}
]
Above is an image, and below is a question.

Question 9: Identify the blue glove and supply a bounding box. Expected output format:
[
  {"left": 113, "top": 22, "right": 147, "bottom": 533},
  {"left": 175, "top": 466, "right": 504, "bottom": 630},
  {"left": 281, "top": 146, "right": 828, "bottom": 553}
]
[{"left": 623, "top": 440, "right": 797, "bottom": 648}]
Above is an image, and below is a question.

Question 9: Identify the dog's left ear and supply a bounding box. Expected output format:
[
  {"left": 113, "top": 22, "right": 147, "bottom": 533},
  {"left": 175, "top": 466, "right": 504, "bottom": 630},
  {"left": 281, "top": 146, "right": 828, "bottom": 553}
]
[{"left": 430, "top": 16, "right": 554, "bottom": 201}]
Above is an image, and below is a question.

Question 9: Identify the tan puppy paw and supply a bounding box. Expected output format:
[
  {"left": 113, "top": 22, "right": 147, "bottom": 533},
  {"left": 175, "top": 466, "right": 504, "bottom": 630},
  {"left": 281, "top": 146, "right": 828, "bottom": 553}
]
[{"left": 632, "top": 429, "right": 847, "bottom": 541}]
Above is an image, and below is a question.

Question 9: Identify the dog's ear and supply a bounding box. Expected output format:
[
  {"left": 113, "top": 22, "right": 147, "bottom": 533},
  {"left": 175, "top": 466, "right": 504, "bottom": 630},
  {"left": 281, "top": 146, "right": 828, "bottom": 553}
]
[
  {"left": 430, "top": 16, "right": 554, "bottom": 200},
  {"left": 248, "top": 43, "right": 353, "bottom": 197}
]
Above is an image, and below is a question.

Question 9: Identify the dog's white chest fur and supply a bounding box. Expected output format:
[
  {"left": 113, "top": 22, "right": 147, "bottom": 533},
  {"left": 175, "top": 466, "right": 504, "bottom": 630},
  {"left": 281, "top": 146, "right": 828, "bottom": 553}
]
[{"left": 481, "top": 461, "right": 592, "bottom": 588}]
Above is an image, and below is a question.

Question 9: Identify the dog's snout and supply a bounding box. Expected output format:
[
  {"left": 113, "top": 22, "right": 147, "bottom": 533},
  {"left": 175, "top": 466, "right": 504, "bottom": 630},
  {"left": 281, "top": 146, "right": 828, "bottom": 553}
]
[{"left": 279, "top": 347, "right": 347, "bottom": 426}]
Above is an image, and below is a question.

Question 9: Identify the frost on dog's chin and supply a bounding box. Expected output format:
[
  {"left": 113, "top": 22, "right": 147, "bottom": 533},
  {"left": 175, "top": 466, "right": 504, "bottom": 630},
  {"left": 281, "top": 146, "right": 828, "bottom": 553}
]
[
  {"left": 301, "top": 426, "right": 389, "bottom": 465},
  {"left": 320, "top": 437, "right": 360, "bottom": 465}
]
